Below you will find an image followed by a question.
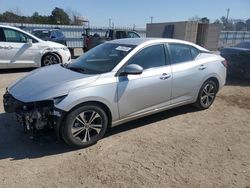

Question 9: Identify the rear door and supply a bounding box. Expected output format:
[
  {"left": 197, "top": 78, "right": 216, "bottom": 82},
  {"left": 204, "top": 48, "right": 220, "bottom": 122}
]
[
  {"left": 168, "top": 43, "right": 208, "bottom": 104},
  {"left": 117, "top": 44, "right": 172, "bottom": 118}
]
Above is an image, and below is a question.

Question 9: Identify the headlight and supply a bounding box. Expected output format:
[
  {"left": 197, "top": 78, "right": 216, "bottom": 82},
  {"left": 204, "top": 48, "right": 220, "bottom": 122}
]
[{"left": 61, "top": 47, "right": 69, "bottom": 51}]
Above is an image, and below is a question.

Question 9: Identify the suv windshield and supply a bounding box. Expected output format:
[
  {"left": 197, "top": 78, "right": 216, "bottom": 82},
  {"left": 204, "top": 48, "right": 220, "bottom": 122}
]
[
  {"left": 32, "top": 30, "right": 51, "bottom": 40},
  {"left": 68, "top": 43, "right": 135, "bottom": 74}
]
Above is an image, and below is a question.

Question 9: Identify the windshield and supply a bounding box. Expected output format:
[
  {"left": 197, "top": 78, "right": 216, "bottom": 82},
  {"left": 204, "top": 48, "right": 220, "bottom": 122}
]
[
  {"left": 32, "top": 30, "right": 51, "bottom": 40},
  {"left": 68, "top": 43, "right": 135, "bottom": 74},
  {"left": 235, "top": 41, "right": 250, "bottom": 49}
]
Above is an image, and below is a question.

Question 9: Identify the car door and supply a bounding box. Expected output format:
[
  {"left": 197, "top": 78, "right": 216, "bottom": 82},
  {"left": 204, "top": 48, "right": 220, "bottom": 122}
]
[
  {"left": 168, "top": 43, "right": 208, "bottom": 104},
  {"left": 117, "top": 44, "right": 172, "bottom": 118},
  {"left": 2, "top": 27, "right": 40, "bottom": 68},
  {"left": 0, "top": 27, "right": 9, "bottom": 68}
]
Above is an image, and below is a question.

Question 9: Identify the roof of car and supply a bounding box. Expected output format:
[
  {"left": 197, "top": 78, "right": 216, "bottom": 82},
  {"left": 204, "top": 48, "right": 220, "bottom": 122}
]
[
  {"left": 32, "top": 29, "right": 60, "bottom": 31},
  {"left": 108, "top": 38, "right": 208, "bottom": 51},
  {"left": 0, "top": 24, "right": 26, "bottom": 31},
  {"left": 0, "top": 24, "right": 42, "bottom": 41}
]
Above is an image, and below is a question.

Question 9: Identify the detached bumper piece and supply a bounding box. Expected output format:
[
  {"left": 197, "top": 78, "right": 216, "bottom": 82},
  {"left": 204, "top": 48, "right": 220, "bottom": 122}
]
[{"left": 3, "top": 92, "right": 64, "bottom": 138}]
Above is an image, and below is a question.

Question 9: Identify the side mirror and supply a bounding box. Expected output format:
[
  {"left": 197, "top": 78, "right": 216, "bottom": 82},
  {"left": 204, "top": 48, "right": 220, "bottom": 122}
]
[
  {"left": 120, "top": 64, "right": 143, "bottom": 76},
  {"left": 27, "top": 38, "right": 32, "bottom": 45}
]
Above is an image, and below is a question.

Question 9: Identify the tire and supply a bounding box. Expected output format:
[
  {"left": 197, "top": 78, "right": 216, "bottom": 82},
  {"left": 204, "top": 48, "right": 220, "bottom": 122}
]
[
  {"left": 62, "top": 104, "right": 108, "bottom": 148},
  {"left": 41, "top": 53, "right": 61, "bottom": 66},
  {"left": 194, "top": 80, "right": 218, "bottom": 110}
]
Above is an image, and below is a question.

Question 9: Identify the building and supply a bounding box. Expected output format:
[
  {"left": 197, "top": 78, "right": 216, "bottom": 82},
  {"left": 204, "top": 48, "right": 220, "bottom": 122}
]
[{"left": 146, "top": 21, "right": 221, "bottom": 50}]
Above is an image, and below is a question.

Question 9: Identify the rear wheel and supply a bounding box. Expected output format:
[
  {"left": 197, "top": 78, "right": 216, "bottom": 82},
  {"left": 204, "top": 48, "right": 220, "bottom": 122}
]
[
  {"left": 62, "top": 105, "right": 108, "bottom": 148},
  {"left": 194, "top": 80, "right": 218, "bottom": 110}
]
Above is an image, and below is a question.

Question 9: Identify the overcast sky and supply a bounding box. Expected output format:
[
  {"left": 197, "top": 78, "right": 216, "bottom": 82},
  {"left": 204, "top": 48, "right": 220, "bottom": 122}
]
[{"left": 0, "top": 0, "right": 249, "bottom": 28}]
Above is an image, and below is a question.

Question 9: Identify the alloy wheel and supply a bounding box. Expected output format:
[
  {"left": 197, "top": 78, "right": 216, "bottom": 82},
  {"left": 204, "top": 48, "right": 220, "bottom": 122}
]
[
  {"left": 43, "top": 54, "right": 59, "bottom": 66},
  {"left": 71, "top": 110, "right": 103, "bottom": 143},
  {"left": 200, "top": 83, "right": 215, "bottom": 107}
]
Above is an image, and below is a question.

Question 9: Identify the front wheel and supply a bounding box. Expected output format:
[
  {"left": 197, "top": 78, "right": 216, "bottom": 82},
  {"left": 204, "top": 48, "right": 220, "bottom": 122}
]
[
  {"left": 62, "top": 105, "right": 108, "bottom": 148},
  {"left": 194, "top": 80, "right": 218, "bottom": 110},
  {"left": 41, "top": 53, "right": 61, "bottom": 66}
]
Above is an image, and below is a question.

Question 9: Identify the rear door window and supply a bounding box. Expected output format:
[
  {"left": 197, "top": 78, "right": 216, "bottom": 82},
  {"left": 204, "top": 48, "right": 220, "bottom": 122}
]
[{"left": 169, "top": 43, "right": 199, "bottom": 64}]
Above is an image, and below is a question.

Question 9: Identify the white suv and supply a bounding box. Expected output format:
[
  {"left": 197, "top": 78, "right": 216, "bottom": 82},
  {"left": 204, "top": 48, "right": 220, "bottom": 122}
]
[{"left": 0, "top": 25, "right": 71, "bottom": 69}]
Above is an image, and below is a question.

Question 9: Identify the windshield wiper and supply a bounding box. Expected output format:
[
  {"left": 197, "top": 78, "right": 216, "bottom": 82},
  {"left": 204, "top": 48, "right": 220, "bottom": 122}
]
[{"left": 67, "top": 66, "right": 85, "bottom": 73}]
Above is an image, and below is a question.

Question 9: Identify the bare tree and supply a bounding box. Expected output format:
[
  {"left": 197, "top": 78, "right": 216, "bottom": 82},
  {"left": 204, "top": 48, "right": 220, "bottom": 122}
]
[{"left": 66, "top": 8, "right": 82, "bottom": 24}]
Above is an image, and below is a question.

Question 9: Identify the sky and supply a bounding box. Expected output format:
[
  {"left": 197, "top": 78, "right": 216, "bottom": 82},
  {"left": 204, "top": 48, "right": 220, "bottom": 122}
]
[{"left": 0, "top": 0, "right": 249, "bottom": 28}]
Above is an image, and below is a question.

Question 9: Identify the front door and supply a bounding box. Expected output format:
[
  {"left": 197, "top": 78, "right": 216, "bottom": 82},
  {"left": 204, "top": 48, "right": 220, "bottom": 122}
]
[
  {"left": 117, "top": 44, "right": 172, "bottom": 118},
  {"left": 1, "top": 27, "right": 40, "bottom": 68}
]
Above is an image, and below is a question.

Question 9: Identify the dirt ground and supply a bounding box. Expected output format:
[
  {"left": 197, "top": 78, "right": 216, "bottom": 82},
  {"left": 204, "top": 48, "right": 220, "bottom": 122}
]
[{"left": 0, "top": 69, "right": 250, "bottom": 188}]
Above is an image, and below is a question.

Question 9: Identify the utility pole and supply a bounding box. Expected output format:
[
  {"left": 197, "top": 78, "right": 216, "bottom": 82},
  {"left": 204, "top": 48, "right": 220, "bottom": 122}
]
[
  {"left": 109, "top": 18, "right": 111, "bottom": 28},
  {"left": 225, "top": 8, "right": 230, "bottom": 30},
  {"left": 150, "top": 16, "right": 154, "bottom": 23},
  {"left": 133, "top": 24, "right": 136, "bottom": 31},
  {"left": 226, "top": 8, "right": 230, "bottom": 23}
]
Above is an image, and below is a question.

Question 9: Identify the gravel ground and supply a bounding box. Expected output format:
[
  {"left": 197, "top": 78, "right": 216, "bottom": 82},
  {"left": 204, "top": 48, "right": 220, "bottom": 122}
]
[{"left": 0, "top": 69, "right": 250, "bottom": 188}]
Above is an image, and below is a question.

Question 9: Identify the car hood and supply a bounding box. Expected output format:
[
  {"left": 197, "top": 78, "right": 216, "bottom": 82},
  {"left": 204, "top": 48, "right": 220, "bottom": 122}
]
[
  {"left": 8, "top": 64, "right": 100, "bottom": 103},
  {"left": 39, "top": 40, "right": 66, "bottom": 48}
]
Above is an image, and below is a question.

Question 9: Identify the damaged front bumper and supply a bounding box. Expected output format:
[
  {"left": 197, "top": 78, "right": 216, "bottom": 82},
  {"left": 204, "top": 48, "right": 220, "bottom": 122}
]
[{"left": 3, "top": 91, "right": 66, "bottom": 138}]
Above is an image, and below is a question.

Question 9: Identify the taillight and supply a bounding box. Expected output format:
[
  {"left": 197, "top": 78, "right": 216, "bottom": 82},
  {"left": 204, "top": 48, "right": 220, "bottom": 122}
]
[{"left": 221, "top": 60, "right": 227, "bottom": 68}]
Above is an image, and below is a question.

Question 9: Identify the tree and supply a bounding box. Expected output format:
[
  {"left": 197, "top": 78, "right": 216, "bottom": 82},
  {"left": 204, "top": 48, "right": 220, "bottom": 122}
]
[
  {"left": 66, "top": 8, "right": 82, "bottom": 25},
  {"left": 246, "top": 19, "right": 250, "bottom": 31},
  {"left": 189, "top": 16, "right": 209, "bottom": 23},
  {"left": 200, "top": 17, "right": 210, "bottom": 23},
  {"left": 213, "top": 19, "right": 221, "bottom": 24},
  {"left": 235, "top": 21, "right": 246, "bottom": 31},
  {"left": 31, "top": 12, "right": 40, "bottom": 23},
  {"left": 219, "top": 16, "right": 233, "bottom": 30},
  {"left": 189, "top": 15, "right": 201, "bottom": 22},
  {"left": 50, "top": 7, "right": 71, "bottom": 24},
  {"left": 1, "top": 11, "right": 21, "bottom": 22}
]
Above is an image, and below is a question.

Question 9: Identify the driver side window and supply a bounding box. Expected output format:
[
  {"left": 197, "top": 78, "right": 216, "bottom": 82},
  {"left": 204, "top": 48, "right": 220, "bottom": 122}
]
[
  {"left": 127, "top": 44, "right": 166, "bottom": 70},
  {"left": 3, "top": 28, "right": 30, "bottom": 43}
]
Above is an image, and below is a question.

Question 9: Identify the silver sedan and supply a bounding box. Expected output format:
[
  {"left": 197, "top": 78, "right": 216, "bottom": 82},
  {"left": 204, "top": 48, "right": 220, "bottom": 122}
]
[{"left": 3, "top": 38, "right": 227, "bottom": 148}]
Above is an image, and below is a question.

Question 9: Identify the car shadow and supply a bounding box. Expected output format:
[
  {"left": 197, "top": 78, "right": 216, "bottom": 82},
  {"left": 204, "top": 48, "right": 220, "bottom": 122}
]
[
  {"left": 0, "top": 68, "right": 34, "bottom": 74},
  {"left": 0, "top": 113, "right": 73, "bottom": 160},
  {"left": 106, "top": 105, "right": 198, "bottom": 137},
  {"left": 226, "top": 77, "right": 250, "bottom": 87},
  {"left": 0, "top": 105, "right": 197, "bottom": 160}
]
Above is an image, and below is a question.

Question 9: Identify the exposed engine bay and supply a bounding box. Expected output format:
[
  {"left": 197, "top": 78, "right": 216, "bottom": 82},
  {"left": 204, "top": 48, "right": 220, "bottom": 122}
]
[{"left": 3, "top": 92, "right": 63, "bottom": 137}]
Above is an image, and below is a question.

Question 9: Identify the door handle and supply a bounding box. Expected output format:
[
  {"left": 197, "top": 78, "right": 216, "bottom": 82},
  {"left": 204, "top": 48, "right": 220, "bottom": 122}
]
[
  {"left": 199, "top": 65, "right": 207, "bottom": 70},
  {"left": 0, "top": 46, "right": 13, "bottom": 50},
  {"left": 160, "top": 73, "right": 171, "bottom": 80},
  {"left": 6, "top": 46, "right": 13, "bottom": 50}
]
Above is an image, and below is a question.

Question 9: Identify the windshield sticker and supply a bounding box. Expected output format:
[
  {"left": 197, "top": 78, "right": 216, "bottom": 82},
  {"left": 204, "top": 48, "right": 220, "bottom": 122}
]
[{"left": 116, "top": 46, "right": 132, "bottom": 52}]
